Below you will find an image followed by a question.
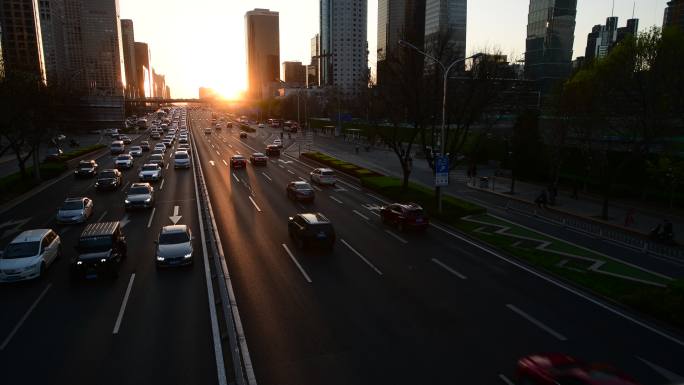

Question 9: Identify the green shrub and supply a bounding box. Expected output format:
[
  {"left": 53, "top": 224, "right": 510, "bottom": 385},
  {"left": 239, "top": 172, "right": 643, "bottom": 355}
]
[{"left": 53, "top": 144, "right": 107, "bottom": 162}]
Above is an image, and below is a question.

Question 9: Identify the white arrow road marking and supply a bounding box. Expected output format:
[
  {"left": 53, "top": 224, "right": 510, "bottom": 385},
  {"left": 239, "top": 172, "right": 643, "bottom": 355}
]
[
  {"left": 169, "top": 205, "right": 182, "bottom": 224},
  {"left": 209, "top": 160, "right": 215, "bottom": 166},
  {"left": 637, "top": 357, "right": 684, "bottom": 383},
  {"left": 0, "top": 218, "right": 32, "bottom": 240}
]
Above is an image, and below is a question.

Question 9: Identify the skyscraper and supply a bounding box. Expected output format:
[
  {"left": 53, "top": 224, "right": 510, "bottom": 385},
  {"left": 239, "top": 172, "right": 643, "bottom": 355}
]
[
  {"left": 245, "top": 8, "right": 280, "bottom": 100},
  {"left": 282, "top": 61, "right": 306, "bottom": 86},
  {"left": 320, "top": 0, "right": 368, "bottom": 98},
  {"left": 120, "top": 19, "right": 138, "bottom": 98},
  {"left": 585, "top": 16, "right": 638, "bottom": 62},
  {"left": 525, "top": 0, "right": 577, "bottom": 92},
  {"left": 424, "top": 0, "right": 466, "bottom": 61},
  {"left": 134, "top": 42, "right": 151, "bottom": 98},
  {"left": 664, "top": 0, "right": 684, "bottom": 30},
  {"left": 309, "top": 33, "right": 319, "bottom": 87},
  {"left": 38, "top": 0, "right": 66, "bottom": 85},
  {"left": 377, "top": 0, "right": 426, "bottom": 84},
  {"left": 0, "top": 0, "right": 46, "bottom": 80}
]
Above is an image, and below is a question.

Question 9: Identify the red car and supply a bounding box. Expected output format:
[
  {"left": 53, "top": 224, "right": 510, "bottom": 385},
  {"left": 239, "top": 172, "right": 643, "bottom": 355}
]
[
  {"left": 516, "top": 353, "right": 641, "bottom": 385},
  {"left": 230, "top": 155, "right": 246, "bottom": 169},
  {"left": 380, "top": 203, "right": 429, "bottom": 232},
  {"left": 250, "top": 152, "right": 268, "bottom": 166}
]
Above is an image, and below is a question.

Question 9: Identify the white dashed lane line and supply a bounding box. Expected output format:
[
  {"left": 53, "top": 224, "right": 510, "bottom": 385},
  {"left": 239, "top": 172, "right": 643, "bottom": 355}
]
[
  {"left": 431, "top": 258, "right": 467, "bottom": 280},
  {"left": 329, "top": 195, "right": 343, "bottom": 204},
  {"left": 353, "top": 210, "right": 369, "bottom": 220},
  {"left": 506, "top": 304, "right": 567, "bottom": 341},
  {"left": 384, "top": 229, "right": 408, "bottom": 244},
  {"left": 340, "top": 239, "right": 383, "bottom": 276}
]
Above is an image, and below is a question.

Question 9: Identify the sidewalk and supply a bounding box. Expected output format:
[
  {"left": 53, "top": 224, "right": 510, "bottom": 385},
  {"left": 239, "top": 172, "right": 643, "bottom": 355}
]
[{"left": 303, "top": 134, "right": 684, "bottom": 245}]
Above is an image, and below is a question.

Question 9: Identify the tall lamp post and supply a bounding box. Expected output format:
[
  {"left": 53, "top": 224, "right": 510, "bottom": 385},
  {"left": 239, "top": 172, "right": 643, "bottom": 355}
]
[{"left": 398, "top": 40, "right": 481, "bottom": 213}]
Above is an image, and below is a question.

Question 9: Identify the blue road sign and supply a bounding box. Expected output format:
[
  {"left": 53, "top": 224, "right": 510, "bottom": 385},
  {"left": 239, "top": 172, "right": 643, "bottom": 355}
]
[{"left": 435, "top": 156, "right": 449, "bottom": 187}]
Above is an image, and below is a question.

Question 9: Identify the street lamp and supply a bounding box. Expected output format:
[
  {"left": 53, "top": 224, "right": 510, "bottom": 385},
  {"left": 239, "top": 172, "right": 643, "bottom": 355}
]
[{"left": 398, "top": 39, "right": 482, "bottom": 213}]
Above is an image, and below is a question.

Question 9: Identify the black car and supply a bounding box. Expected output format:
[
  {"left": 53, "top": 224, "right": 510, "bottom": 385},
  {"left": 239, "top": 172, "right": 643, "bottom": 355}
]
[
  {"left": 95, "top": 169, "right": 122, "bottom": 191},
  {"left": 286, "top": 181, "right": 315, "bottom": 202},
  {"left": 71, "top": 221, "right": 127, "bottom": 280},
  {"left": 288, "top": 213, "right": 335, "bottom": 251},
  {"left": 265, "top": 145, "right": 280, "bottom": 156},
  {"left": 239, "top": 131, "right": 248, "bottom": 138},
  {"left": 74, "top": 159, "right": 98, "bottom": 178}
]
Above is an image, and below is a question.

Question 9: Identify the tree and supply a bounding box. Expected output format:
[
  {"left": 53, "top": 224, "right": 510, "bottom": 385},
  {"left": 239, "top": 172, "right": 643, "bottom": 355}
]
[{"left": 560, "top": 27, "right": 684, "bottom": 218}]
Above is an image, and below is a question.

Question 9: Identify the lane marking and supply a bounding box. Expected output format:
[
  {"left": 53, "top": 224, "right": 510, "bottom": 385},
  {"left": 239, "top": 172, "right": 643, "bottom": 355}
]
[
  {"left": 232, "top": 173, "right": 240, "bottom": 183},
  {"left": 165, "top": 163, "right": 169, "bottom": 170},
  {"left": 365, "top": 192, "right": 390, "bottom": 204},
  {"left": 636, "top": 357, "right": 684, "bottom": 383},
  {"left": 159, "top": 179, "right": 165, "bottom": 191},
  {"left": 506, "top": 304, "right": 567, "bottom": 341},
  {"left": 431, "top": 258, "right": 467, "bottom": 280},
  {"left": 287, "top": 169, "right": 295, "bottom": 175},
  {"left": 498, "top": 374, "right": 515, "bottom": 385},
  {"left": 209, "top": 160, "right": 215, "bottom": 166},
  {"left": 298, "top": 176, "right": 306, "bottom": 182},
  {"left": 236, "top": 151, "right": 241, "bottom": 155},
  {"left": 146, "top": 207, "right": 156, "bottom": 228},
  {"left": 216, "top": 150, "right": 221, "bottom": 156},
  {"left": 385, "top": 229, "right": 408, "bottom": 244},
  {"left": 353, "top": 210, "right": 369, "bottom": 220},
  {"left": 262, "top": 172, "right": 272, "bottom": 181},
  {"left": 329, "top": 195, "right": 343, "bottom": 204},
  {"left": 122, "top": 181, "right": 130, "bottom": 190},
  {"left": 430, "top": 222, "right": 684, "bottom": 347},
  {"left": 222, "top": 159, "right": 227, "bottom": 166},
  {"left": 96, "top": 210, "right": 108, "bottom": 222},
  {"left": 112, "top": 274, "right": 136, "bottom": 334},
  {"left": 1, "top": 284, "right": 52, "bottom": 350},
  {"left": 282, "top": 244, "right": 312, "bottom": 283},
  {"left": 248, "top": 196, "right": 262, "bottom": 212},
  {"left": 278, "top": 164, "right": 285, "bottom": 169},
  {"left": 340, "top": 239, "right": 383, "bottom": 275},
  {"left": 228, "top": 144, "right": 233, "bottom": 148}
]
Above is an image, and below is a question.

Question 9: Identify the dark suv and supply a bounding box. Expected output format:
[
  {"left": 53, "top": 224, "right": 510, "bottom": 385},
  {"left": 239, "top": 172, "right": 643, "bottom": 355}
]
[
  {"left": 288, "top": 213, "right": 335, "bottom": 251},
  {"left": 380, "top": 203, "right": 429, "bottom": 232},
  {"left": 95, "top": 169, "right": 122, "bottom": 191},
  {"left": 74, "top": 160, "right": 99, "bottom": 178},
  {"left": 71, "top": 221, "right": 127, "bottom": 280}
]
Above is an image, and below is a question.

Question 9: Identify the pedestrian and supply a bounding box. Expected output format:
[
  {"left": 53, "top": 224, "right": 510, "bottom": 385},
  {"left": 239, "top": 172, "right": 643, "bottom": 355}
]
[
  {"left": 535, "top": 189, "right": 548, "bottom": 209},
  {"left": 624, "top": 208, "right": 635, "bottom": 227}
]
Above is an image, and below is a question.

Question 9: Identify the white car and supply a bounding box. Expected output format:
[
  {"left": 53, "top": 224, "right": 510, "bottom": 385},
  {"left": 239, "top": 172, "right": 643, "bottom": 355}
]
[
  {"left": 139, "top": 163, "right": 163, "bottom": 181},
  {"left": 56, "top": 197, "right": 94, "bottom": 224},
  {"left": 178, "top": 137, "right": 188, "bottom": 144},
  {"left": 273, "top": 139, "right": 282, "bottom": 148},
  {"left": 310, "top": 168, "right": 336, "bottom": 186},
  {"left": 174, "top": 151, "right": 191, "bottom": 169},
  {"left": 154, "top": 143, "right": 167, "bottom": 153},
  {"left": 129, "top": 146, "right": 143, "bottom": 157},
  {"left": 0, "top": 229, "right": 61, "bottom": 282},
  {"left": 115, "top": 154, "right": 134, "bottom": 169},
  {"left": 258, "top": 123, "right": 265, "bottom": 128}
]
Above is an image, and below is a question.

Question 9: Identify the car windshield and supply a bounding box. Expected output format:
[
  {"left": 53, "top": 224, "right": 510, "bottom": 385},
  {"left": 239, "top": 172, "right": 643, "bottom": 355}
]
[
  {"left": 2, "top": 241, "right": 40, "bottom": 259},
  {"left": 78, "top": 236, "right": 113, "bottom": 253},
  {"left": 142, "top": 165, "right": 158, "bottom": 171},
  {"left": 151, "top": 155, "right": 162, "bottom": 160},
  {"left": 61, "top": 200, "right": 84, "bottom": 210},
  {"left": 296, "top": 183, "right": 312, "bottom": 190},
  {"left": 129, "top": 187, "right": 150, "bottom": 195},
  {"left": 159, "top": 232, "right": 190, "bottom": 244},
  {"left": 175, "top": 153, "right": 188, "bottom": 159},
  {"left": 131, "top": 147, "right": 141, "bottom": 151},
  {"left": 79, "top": 161, "right": 92, "bottom": 168},
  {"left": 117, "top": 155, "right": 130, "bottom": 160},
  {"left": 322, "top": 171, "right": 335, "bottom": 176},
  {"left": 99, "top": 171, "right": 116, "bottom": 179},
  {"left": 405, "top": 209, "right": 424, "bottom": 218}
]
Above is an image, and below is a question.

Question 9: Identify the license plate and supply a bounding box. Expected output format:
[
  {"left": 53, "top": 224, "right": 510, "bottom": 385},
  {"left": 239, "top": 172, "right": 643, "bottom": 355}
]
[
  {"left": 85, "top": 273, "right": 97, "bottom": 279},
  {"left": 316, "top": 232, "right": 327, "bottom": 239}
]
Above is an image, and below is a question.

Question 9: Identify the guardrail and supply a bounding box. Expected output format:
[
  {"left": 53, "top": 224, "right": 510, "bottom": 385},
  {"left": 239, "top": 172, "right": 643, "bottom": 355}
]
[{"left": 504, "top": 199, "right": 684, "bottom": 261}]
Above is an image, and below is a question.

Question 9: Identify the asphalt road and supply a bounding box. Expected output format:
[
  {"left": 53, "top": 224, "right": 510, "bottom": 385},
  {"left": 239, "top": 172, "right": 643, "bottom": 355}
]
[
  {"left": 0, "top": 114, "right": 219, "bottom": 384},
  {"left": 192, "top": 112, "right": 684, "bottom": 385}
]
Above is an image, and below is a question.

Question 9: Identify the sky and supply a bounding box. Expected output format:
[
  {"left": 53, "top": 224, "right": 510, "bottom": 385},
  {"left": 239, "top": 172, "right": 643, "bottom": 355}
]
[{"left": 119, "top": 0, "right": 669, "bottom": 99}]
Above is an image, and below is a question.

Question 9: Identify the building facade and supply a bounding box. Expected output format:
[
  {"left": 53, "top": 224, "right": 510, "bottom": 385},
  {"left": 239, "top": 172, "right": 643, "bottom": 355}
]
[
  {"left": 134, "top": 41, "right": 151, "bottom": 98},
  {"left": 585, "top": 16, "right": 638, "bottom": 61},
  {"left": 524, "top": 0, "right": 577, "bottom": 92},
  {"left": 664, "top": 0, "right": 684, "bottom": 30},
  {"left": 245, "top": 8, "right": 280, "bottom": 100},
  {"left": 377, "top": 0, "right": 426, "bottom": 84},
  {"left": 120, "top": 19, "right": 137, "bottom": 98},
  {"left": 320, "top": 0, "right": 368, "bottom": 98},
  {"left": 0, "top": 0, "right": 46, "bottom": 80},
  {"left": 309, "top": 33, "right": 319, "bottom": 87},
  {"left": 282, "top": 61, "right": 306, "bottom": 86},
  {"left": 424, "top": 0, "right": 465, "bottom": 63},
  {"left": 38, "top": 0, "right": 66, "bottom": 85}
]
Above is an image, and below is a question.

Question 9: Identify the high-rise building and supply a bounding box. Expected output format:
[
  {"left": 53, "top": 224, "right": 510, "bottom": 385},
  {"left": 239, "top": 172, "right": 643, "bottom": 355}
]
[
  {"left": 309, "top": 33, "right": 319, "bottom": 87},
  {"left": 320, "top": 0, "right": 368, "bottom": 98},
  {"left": 0, "top": 0, "right": 46, "bottom": 80},
  {"left": 152, "top": 69, "right": 166, "bottom": 98},
  {"left": 38, "top": 0, "right": 66, "bottom": 85},
  {"left": 664, "top": 0, "right": 684, "bottom": 30},
  {"left": 424, "top": 0, "right": 466, "bottom": 62},
  {"left": 585, "top": 16, "right": 638, "bottom": 61},
  {"left": 524, "top": 0, "right": 577, "bottom": 92},
  {"left": 377, "top": 0, "right": 426, "bottom": 83},
  {"left": 245, "top": 8, "right": 280, "bottom": 100},
  {"left": 282, "top": 61, "right": 306, "bottom": 86},
  {"left": 120, "top": 19, "right": 138, "bottom": 98},
  {"left": 134, "top": 42, "right": 151, "bottom": 98}
]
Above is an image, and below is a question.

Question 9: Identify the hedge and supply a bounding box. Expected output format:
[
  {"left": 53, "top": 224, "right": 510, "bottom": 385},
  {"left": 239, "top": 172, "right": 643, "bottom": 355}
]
[
  {"left": 240, "top": 124, "right": 256, "bottom": 133},
  {"left": 48, "top": 144, "right": 107, "bottom": 163},
  {"left": 361, "top": 176, "right": 485, "bottom": 220},
  {"left": 0, "top": 162, "right": 67, "bottom": 202},
  {"left": 301, "top": 151, "right": 382, "bottom": 179}
]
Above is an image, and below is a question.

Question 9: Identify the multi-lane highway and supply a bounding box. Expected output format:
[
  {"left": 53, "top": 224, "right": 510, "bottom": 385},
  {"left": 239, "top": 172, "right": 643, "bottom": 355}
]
[
  {"left": 0, "top": 111, "right": 219, "bottom": 384},
  {"left": 191, "top": 110, "right": 684, "bottom": 385}
]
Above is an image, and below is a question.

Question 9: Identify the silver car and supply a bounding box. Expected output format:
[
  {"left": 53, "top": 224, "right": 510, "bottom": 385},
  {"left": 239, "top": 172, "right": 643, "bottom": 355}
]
[
  {"left": 129, "top": 146, "right": 143, "bottom": 157},
  {"left": 138, "top": 163, "right": 163, "bottom": 181},
  {"left": 56, "top": 197, "right": 94, "bottom": 224},
  {"left": 115, "top": 154, "right": 134, "bottom": 169},
  {"left": 124, "top": 183, "right": 155, "bottom": 210},
  {"left": 173, "top": 151, "right": 191, "bottom": 169},
  {"left": 155, "top": 225, "right": 193, "bottom": 267}
]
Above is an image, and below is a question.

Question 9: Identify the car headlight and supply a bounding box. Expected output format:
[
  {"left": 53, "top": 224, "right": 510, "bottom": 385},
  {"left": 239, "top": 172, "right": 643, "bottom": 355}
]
[
  {"left": 125, "top": 199, "right": 131, "bottom": 204},
  {"left": 145, "top": 198, "right": 152, "bottom": 203},
  {"left": 156, "top": 256, "right": 165, "bottom": 261},
  {"left": 76, "top": 261, "right": 83, "bottom": 265},
  {"left": 183, "top": 253, "right": 192, "bottom": 259},
  {"left": 138, "top": 173, "right": 143, "bottom": 178},
  {"left": 100, "top": 258, "right": 107, "bottom": 263}
]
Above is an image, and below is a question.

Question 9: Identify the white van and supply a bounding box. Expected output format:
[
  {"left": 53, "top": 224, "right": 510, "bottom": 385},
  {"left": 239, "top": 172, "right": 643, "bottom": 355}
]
[{"left": 110, "top": 140, "right": 125, "bottom": 155}]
